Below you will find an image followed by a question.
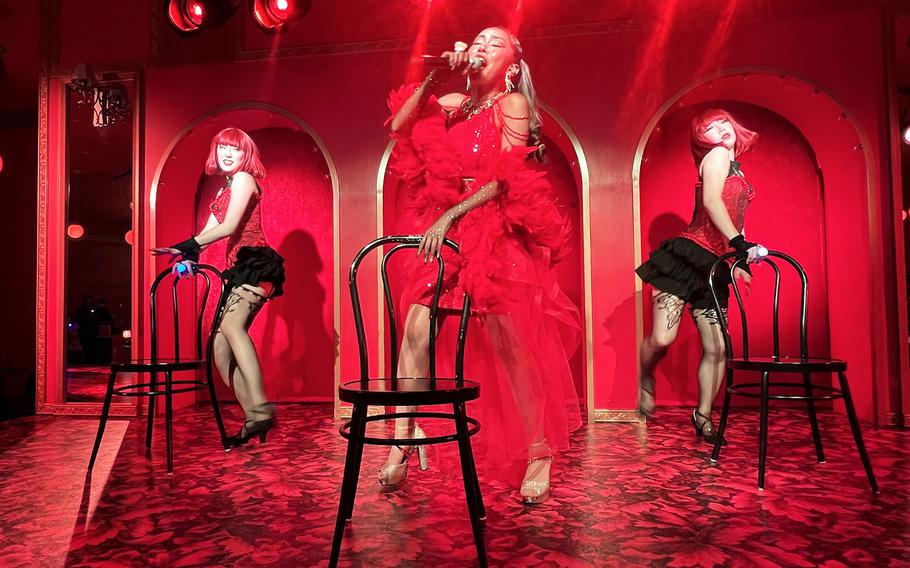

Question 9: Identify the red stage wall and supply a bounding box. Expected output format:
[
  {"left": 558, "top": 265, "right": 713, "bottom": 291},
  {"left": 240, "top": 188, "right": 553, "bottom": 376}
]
[
  {"left": 0, "top": 125, "right": 38, "bottom": 371},
  {"left": 43, "top": 3, "right": 903, "bottom": 421}
]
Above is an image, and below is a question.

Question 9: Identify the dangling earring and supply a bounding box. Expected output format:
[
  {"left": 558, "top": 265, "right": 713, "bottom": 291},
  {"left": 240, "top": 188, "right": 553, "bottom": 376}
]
[
  {"left": 505, "top": 65, "right": 519, "bottom": 93},
  {"left": 466, "top": 76, "right": 471, "bottom": 91}
]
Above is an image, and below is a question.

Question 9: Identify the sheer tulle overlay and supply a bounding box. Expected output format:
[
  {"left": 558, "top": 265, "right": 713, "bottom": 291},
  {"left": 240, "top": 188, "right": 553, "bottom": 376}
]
[{"left": 386, "top": 85, "right": 582, "bottom": 484}]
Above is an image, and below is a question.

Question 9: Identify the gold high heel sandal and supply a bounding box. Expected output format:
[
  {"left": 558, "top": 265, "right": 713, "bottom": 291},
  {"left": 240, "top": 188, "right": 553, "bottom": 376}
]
[
  {"left": 378, "top": 425, "right": 429, "bottom": 487},
  {"left": 521, "top": 442, "right": 553, "bottom": 504}
]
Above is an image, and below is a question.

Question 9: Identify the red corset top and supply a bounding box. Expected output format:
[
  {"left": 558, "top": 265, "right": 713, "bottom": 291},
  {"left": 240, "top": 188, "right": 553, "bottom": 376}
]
[
  {"left": 679, "top": 163, "right": 755, "bottom": 257},
  {"left": 210, "top": 182, "right": 269, "bottom": 265}
]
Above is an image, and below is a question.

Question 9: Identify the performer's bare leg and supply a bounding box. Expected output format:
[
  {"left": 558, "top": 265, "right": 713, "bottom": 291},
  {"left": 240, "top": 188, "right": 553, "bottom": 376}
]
[
  {"left": 379, "top": 304, "right": 432, "bottom": 485},
  {"left": 638, "top": 290, "right": 686, "bottom": 415}
]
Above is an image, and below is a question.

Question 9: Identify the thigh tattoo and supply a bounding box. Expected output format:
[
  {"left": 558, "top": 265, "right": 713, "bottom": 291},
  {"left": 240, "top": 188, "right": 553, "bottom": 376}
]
[
  {"left": 655, "top": 292, "right": 686, "bottom": 331},
  {"left": 690, "top": 306, "right": 729, "bottom": 327},
  {"left": 217, "top": 286, "right": 267, "bottom": 331}
]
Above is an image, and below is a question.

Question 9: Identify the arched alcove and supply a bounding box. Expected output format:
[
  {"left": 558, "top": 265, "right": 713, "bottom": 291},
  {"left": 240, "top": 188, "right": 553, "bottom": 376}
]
[
  {"left": 639, "top": 101, "right": 829, "bottom": 406},
  {"left": 151, "top": 105, "right": 338, "bottom": 402},
  {"left": 632, "top": 70, "right": 881, "bottom": 418},
  {"left": 376, "top": 106, "right": 593, "bottom": 416}
]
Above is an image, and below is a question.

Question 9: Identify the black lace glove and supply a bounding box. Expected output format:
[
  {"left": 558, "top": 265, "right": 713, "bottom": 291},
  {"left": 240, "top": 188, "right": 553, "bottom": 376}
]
[
  {"left": 171, "top": 237, "right": 201, "bottom": 263},
  {"left": 728, "top": 235, "right": 758, "bottom": 259}
]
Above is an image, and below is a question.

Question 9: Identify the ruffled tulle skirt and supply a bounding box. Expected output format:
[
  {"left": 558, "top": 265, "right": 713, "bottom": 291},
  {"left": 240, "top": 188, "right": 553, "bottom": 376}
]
[
  {"left": 399, "top": 218, "right": 583, "bottom": 486},
  {"left": 222, "top": 246, "right": 287, "bottom": 298},
  {"left": 386, "top": 84, "right": 582, "bottom": 485},
  {"left": 635, "top": 237, "right": 731, "bottom": 309}
]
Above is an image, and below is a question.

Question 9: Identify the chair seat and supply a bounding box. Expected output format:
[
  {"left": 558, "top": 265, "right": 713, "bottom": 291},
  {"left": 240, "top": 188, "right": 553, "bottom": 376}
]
[
  {"left": 339, "top": 377, "right": 480, "bottom": 406},
  {"left": 728, "top": 356, "right": 846, "bottom": 373},
  {"left": 111, "top": 358, "right": 206, "bottom": 373}
]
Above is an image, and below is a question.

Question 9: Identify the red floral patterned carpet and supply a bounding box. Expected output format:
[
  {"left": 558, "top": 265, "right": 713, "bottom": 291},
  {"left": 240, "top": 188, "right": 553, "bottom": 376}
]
[
  {"left": 0, "top": 404, "right": 907, "bottom": 567},
  {"left": 65, "top": 366, "right": 132, "bottom": 402}
]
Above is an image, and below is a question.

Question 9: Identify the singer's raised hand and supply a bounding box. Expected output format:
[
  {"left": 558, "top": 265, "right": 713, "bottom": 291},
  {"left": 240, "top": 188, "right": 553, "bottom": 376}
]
[{"left": 440, "top": 50, "right": 474, "bottom": 75}]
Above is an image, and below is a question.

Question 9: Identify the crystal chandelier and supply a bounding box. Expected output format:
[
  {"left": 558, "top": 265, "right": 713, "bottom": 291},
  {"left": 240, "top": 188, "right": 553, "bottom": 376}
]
[{"left": 69, "top": 64, "right": 130, "bottom": 128}]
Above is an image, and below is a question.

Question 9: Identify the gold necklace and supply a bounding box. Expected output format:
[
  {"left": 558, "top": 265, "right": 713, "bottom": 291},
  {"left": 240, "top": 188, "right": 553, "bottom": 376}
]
[{"left": 460, "top": 91, "right": 507, "bottom": 118}]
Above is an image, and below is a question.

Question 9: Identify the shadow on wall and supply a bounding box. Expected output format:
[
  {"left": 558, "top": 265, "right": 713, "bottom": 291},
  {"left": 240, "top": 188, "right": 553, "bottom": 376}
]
[{"left": 259, "top": 229, "right": 335, "bottom": 401}]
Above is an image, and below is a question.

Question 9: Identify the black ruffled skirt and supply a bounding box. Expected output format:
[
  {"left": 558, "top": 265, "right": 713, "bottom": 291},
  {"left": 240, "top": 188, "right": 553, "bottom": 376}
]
[
  {"left": 222, "top": 246, "right": 286, "bottom": 298},
  {"left": 635, "top": 237, "right": 731, "bottom": 309}
]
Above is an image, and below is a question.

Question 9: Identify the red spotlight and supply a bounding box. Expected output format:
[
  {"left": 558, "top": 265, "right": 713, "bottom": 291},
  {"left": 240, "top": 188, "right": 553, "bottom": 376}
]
[
  {"left": 902, "top": 124, "right": 910, "bottom": 146},
  {"left": 67, "top": 224, "right": 85, "bottom": 239},
  {"left": 124, "top": 230, "right": 134, "bottom": 245},
  {"left": 190, "top": 1, "right": 205, "bottom": 22},
  {"left": 252, "top": 0, "right": 312, "bottom": 31},
  {"left": 166, "top": 0, "right": 234, "bottom": 33}
]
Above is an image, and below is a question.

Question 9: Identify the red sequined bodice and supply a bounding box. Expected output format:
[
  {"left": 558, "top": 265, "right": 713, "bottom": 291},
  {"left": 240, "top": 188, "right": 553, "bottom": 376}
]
[
  {"left": 679, "top": 164, "right": 755, "bottom": 257},
  {"left": 446, "top": 100, "right": 503, "bottom": 181},
  {"left": 210, "top": 182, "right": 269, "bottom": 265}
]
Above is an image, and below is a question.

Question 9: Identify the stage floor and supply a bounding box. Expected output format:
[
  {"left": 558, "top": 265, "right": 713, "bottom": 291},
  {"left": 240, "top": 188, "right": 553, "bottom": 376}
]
[{"left": 0, "top": 404, "right": 907, "bottom": 567}]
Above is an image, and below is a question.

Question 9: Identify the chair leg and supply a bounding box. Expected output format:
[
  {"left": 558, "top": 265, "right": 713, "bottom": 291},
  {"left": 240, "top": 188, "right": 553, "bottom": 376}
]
[
  {"left": 453, "top": 402, "right": 487, "bottom": 567},
  {"left": 802, "top": 372, "right": 825, "bottom": 463},
  {"left": 342, "top": 404, "right": 368, "bottom": 522},
  {"left": 164, "top": 371, "right": 174, "bottom": 474},
  {"left": 711, "top": 368, "right": 735, "bottom": 463},
  {"left": 88, "top": 370, "right": 119, "bottom": 471},
  {"left": 459, "top": 403, "right": 486, "bottom": 520},
  {"left": 205, "top": 360, "right": 229, "bottom": 450},
  {"left": 146, "top": 371, "right": 158, "bottom": 449},
  {"left": 838, "top": 372, "right": 879, "bottom": 493},
  {"left": 330, "top": 404, "right": 367, "bottom": 568},
  {"left": 758, "top": 371, "right": 770, "bottom": 490}
]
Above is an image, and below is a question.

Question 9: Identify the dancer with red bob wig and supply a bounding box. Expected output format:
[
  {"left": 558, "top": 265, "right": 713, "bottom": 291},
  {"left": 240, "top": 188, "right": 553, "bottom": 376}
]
[
  {"left": 636, "top": 109, "right": 766, "bottom": 444},
  {"left": 153, "top": 127, "right": 286, "bottom": 448}
]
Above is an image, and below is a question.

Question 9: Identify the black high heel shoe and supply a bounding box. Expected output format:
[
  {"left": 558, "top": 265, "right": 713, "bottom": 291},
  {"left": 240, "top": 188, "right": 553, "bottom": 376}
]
[
  {"left": 691, "top": 409, "right": 727, "bottom": 446},
  {"left": 228, "top": 404, "right": 275, "bottom": 448}
]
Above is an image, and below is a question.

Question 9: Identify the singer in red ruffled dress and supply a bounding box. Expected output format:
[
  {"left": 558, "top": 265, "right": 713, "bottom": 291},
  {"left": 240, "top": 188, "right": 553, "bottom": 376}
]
[{"left": 383, "top": 26, "right": 581, "bottom": 503}]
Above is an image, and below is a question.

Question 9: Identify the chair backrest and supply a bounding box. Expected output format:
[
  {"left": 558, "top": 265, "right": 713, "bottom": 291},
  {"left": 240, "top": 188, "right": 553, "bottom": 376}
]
[
  {"left": 349, "top": 236, "right": 472, "bottom": 387},
  {"left": 708, "top": 251, "right": 809, "bottom": 361},
  {"left": 149, "top": 263, "right": 225, "bottom": 363}
]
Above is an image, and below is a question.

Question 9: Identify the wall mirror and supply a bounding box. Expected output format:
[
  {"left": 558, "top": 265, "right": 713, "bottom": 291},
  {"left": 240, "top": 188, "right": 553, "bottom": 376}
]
[
  {"left": 64, "top": 72, "right": 136, "bottom": 402},
  {"left": 36, "top": 70, "right": 140, "bottom": 414}
]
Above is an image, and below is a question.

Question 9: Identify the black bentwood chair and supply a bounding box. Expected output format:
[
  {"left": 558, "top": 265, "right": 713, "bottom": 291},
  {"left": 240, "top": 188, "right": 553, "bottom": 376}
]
[
  {"left": 88, "top": 264, "right": 229, "bottom": 474},
  {"left": 329, "top": 236, "right": 487, "bottom": 568},
  {"left": 707, "top": 251, "right": 878, "bottom": 492}
]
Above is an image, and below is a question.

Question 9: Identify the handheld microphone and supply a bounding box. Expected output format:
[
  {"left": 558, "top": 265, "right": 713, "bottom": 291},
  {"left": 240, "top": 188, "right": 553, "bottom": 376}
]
[{"left": 419, "top": 55, "right": 486, "bottom": 70}]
